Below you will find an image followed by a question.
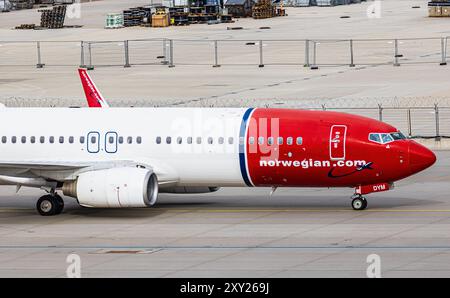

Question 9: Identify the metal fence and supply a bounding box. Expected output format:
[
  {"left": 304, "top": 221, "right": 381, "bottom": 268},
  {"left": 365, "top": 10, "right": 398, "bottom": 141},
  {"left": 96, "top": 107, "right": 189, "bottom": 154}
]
[
  {"left": 0, "top": 37, "right": 449, "bottom": 68},
  {"left": 0, "top": 95, "right": 448, "bottom": 139}
]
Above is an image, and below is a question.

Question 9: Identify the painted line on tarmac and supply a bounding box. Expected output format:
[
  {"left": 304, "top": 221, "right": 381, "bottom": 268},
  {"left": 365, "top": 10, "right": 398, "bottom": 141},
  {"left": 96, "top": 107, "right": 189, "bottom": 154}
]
[
  {"left": 0, "top": 245, "right": 449, "bottom": 251},
  {"left": 2, "top": 208, "right": 450, "bottom": 213}
]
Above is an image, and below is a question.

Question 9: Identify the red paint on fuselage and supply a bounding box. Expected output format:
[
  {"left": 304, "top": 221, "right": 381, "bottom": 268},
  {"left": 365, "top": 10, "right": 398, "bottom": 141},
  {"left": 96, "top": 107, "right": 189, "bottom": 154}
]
[{"left": 245, "top": 109, "right": 435, "bottom": 188}]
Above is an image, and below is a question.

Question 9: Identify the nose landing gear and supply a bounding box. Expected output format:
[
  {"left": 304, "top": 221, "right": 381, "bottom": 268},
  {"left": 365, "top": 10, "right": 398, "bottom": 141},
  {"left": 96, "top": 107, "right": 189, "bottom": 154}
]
[
  {"left": 351, "top": 195, "right": 368, "bottom": 211},
  {"left": 36, "top": 194, "right": 64, "bottom": 216}
]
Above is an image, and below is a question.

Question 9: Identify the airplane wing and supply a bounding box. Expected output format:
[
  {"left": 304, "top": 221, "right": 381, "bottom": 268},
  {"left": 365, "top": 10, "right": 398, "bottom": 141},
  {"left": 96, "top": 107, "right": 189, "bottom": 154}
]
[
  {"left": 0, "top": 160, "right": 178, "bottom": 187},
  {"left": 78, "top": 68, "right": 110, "bottom": 108}
]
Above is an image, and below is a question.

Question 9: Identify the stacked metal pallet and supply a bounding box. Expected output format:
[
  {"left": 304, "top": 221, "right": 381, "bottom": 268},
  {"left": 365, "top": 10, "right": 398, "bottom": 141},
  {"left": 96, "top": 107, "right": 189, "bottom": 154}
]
[
  {"left": 429, "top": 0, "right": 450, "bottom": 17},
  {"left": 169, "top": 7, "right": 189, "bottom": 26},
  {"left": 39, "top": 5, "right": 66, "bottom": 28},
  {"left": 252, "top": 0, "right": 275, "bottom": 19},
  {"left": 123, "top": 7, "right": 152, "bottom": 27},
  {"left": 10, "top": 0, "right": 34, "bottom": 10}
]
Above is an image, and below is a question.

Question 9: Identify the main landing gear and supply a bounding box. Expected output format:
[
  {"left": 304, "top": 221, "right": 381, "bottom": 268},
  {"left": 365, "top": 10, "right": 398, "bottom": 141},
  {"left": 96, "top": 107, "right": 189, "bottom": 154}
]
[
  {"left": 36, "top": 193, "right": 64, "bottom": 216},
  {"left": 351, "top": 195, "right": 368, "bottom": 211}
]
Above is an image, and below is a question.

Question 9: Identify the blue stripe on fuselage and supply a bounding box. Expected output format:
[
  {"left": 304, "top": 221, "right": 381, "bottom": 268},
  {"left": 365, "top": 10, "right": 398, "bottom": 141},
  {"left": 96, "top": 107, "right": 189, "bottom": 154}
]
[{"left": 239, "top": 108, "right": 254, "bottom": 187}]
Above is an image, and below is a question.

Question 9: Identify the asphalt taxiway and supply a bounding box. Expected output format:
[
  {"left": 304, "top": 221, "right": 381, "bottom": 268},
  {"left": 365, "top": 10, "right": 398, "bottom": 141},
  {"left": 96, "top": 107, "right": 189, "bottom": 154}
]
[{"left": 0, "top": 151, "right": 448, "bottom": 277}]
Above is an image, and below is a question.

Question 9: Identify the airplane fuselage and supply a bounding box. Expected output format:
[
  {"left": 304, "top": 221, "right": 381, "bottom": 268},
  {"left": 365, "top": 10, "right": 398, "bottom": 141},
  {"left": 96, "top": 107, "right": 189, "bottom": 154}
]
[{"left": 0, "top": 107, "right": 435, "bottom": 190}]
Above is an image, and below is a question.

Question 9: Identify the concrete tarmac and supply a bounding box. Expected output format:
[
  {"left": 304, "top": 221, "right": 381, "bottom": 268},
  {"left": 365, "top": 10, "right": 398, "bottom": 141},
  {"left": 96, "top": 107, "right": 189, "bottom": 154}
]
[{"left": 0, "top": 151, "right": 448, "bottom": 277}]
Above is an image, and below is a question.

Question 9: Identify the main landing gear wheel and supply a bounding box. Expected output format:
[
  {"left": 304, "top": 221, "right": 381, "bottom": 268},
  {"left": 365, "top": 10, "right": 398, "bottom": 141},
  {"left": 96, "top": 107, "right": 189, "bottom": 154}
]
[
  {"left": 36, "top": 194, "right": 64, "bottom": 216},
  {"left": 351, "top": 196, "right": 368, "bottom": 211}
]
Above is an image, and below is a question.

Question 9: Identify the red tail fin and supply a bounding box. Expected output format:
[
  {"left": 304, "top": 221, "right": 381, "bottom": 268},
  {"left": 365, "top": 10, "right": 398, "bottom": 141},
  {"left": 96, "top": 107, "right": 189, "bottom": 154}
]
[{"left": 78, "top": 68, "right": 110, "bottom": 108}]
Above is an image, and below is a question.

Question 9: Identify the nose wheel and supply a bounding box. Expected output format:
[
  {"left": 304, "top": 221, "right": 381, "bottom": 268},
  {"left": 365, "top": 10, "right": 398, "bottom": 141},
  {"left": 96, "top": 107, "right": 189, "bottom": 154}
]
[
  {"left": 36, "top": 194, "right": 64, "bottom": 216},
  {"left": 351, "top": 195, "right": 368, "bottom": 211}
]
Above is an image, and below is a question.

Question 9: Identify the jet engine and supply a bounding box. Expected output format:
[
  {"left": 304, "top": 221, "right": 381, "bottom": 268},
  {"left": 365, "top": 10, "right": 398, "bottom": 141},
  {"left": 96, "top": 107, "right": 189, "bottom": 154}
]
[{"left": 62, "top": 167, "right": 158, "bottom": 208}]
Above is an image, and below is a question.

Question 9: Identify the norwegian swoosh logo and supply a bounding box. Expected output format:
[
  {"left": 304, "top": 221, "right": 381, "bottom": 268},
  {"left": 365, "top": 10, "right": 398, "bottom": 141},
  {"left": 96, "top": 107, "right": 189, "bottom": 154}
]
[{"left": 327, "top": 162, "right": 374, "bottom": 178}]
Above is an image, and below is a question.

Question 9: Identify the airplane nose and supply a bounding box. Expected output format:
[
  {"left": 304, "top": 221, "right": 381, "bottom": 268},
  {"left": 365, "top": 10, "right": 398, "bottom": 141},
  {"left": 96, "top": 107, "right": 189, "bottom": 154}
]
[{"left": 409, "top": 142, "right": 436, "bottom": 174}]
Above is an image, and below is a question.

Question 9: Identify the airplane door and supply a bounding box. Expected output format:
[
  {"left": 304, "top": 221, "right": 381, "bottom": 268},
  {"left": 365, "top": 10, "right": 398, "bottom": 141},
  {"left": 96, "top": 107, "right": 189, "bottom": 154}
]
[
  {"left": 87, "top": 132, "right": 100, "bottom": 153},
  {"left": 105, "top": 132, "right": 118, "bottom": 153},
  {"left": 329, "top": 125, "right": 347, "bottom": 160}
]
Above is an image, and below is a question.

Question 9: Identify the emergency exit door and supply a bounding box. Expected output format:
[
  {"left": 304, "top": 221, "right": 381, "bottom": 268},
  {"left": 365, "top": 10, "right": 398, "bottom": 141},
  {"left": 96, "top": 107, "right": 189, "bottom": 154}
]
[{"left": 329, "top": 125, "right": 347, "bottom": 160}]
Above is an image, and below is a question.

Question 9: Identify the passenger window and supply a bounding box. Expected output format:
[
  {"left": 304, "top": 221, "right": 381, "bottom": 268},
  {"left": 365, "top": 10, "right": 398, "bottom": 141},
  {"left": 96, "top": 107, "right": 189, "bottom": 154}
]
[
  {"left": 1, "top": 136, "right": 6, "bottom": 144},
  {"left": 118, "top": 136, "right": 124, "bottom": 144},
  {"left": 127, "top": 137, "right": 133, "bottom": 144},
  {"left": 40, "top": 136, "right": 45, "bottom": 144},
  {"left": 249, "top": 137, "right": 255, "bottom": 145},
  {"left": 196, "top": 137, "right": 202, "bottom": 144},
  {"left": 11, "top": 137, "right": 17, "bottom": 144},
  {"left": 137, "top": 137, "right": 142, "bottom": 144},
  {"left": 59, "top": 137, "right": 64, "bottom": 144},
  {"left": 218, "top": 137, "right": 224, "bottom": 145},
  {"left": 277, "top": 137, "right": 283, "bottom": 145},
  {"left": 228, "top": 137, "right": 234, "bottom": 145},
  {"left": 296, "top": 137, "right": 303, "bottom": 145},
  {"left": 177, "top": 137, "right": 182, "bottom": 144},
  {"left": 268, "top": 137, "right": 274, "bottom": 145},
  {"left": 109, "top": 136, "right": 114, "bottom": 144},
  {"left": 30, "top": 136, "right": 36, "bottom": 144},
  {"left": 69, "top": 137, "right": 74, "bottom": 144},
  {"left": 50, "top": 137, "right": 55, "bottom": 144},
  {"left": 287, "top": 137, "right": 293, "bottom": 145},
  {"left": 166, "top": 137, "right": 172, "bottom": 144},
  {"left": 90, "top": 136, "right": 96, "bottom": 144},
  {"left": 21, "top": 136, "right": 26, "bottom": 144},
  {"left": 258, "top": 137, "right": 264, "bottom": 145},
  {"left": 79, "top": 136, "right": 85, "bottom": 144},
  {"left": 156, "top": 136, "right": 161, "bottom": 144},
  {"left": 208, "top": 137, "right": 213, "bottom": 145},
  {"left": 187, "top": 137, "right": 193, "bottom": 144}
]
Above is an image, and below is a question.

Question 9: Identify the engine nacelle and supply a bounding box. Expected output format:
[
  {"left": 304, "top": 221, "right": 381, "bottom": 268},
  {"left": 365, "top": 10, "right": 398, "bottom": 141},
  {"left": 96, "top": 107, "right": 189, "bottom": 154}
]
[{"left": 62, "top": 167, "right": 158, "bottom": 208}]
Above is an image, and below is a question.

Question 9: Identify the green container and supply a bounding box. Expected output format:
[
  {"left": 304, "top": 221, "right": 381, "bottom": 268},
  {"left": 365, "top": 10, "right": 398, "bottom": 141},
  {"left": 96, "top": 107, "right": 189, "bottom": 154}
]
[{"left": 106, "top": 13, "right": 124, "bottom": 28}]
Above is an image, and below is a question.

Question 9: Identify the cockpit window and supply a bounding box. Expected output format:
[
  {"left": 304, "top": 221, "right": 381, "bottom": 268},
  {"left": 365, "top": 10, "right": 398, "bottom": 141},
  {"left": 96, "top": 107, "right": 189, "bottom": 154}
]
[
  {"left": 391, "top": 132, "right": 406, "bottom": 140},
  {"left": 381, "top": 133, "right": 393, "bottom": 144},
  {"left": 369, "top": 133, "right": 381, "bottom": 144},
  {"left": 369, "top": 132, "right": 406, "bottom": 144}
]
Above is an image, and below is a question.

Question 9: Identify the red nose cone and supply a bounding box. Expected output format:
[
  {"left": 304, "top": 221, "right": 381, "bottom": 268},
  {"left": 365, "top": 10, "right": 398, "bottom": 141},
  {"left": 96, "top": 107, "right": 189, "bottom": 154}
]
[{"left": 409, "top": 142, "right": 436, "bottom": 174}]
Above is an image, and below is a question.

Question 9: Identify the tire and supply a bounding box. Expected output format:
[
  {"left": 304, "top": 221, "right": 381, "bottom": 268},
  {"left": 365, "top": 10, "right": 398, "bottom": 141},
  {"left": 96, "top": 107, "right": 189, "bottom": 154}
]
[
  {"left": 36, "top": 195, "right": 61, "bottom": 216},
  {"left": 352, "top": 197, "right": 367, "bottom": 211},
  {"left": 54, "top": 195, "right": 65, "bottom": 215}
]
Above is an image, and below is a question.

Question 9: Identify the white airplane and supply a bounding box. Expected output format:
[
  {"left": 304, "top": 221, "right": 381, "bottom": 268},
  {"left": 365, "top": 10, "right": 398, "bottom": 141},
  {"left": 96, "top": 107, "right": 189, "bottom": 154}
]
[{"left": 0, "top": 70, "right": 436, "bottom": 216}]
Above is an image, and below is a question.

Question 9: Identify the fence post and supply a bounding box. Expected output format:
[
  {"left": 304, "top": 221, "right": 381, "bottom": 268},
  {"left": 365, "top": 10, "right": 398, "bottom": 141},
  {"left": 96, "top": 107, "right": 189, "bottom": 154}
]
[
  {"left": 378, "top": 104, "right": 383, "bottom": 121},
  {"left": 80, "top": 41, "right": 86, "bottom": 68},
  {"left": 310, "top": 41, "right": 319, "bottom": 70},
  {"left": 440, "top": 37, "right": 447, "bottom": 66},
  {"left": 168, "top": 39, "right": 175, "bottom": 68},
  {"left": 124, "top": 40, "right": 131, "bottom": 68},
  {"left": 258, "top": 40, "right": 264, "bottom": 68},
  {"left": 349, "top": 39, "right": 355, "bottom": 67},
  {"left": 87, "top": 42, "right": 94, "bottom": 70},
  {"left": 161, "top": 39, "right": 168, "bottom": 65},
  {"left": 36, "top": 41, "right": 44, "bottom": 68},
  {"left": 435, "top": 104, "right": 441, "bottom": 140},
  {"left": 394, "top": 39, "right": 400, "bottom": 66},
  {"left": 407, "top": 109, "right": 412, "bottom": 137},
  {"left": 213, "top": 40, "right": 220, "bottom": 68},
  {"left": 304, "top": 39, "right": 310, "bottom": 67}
]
